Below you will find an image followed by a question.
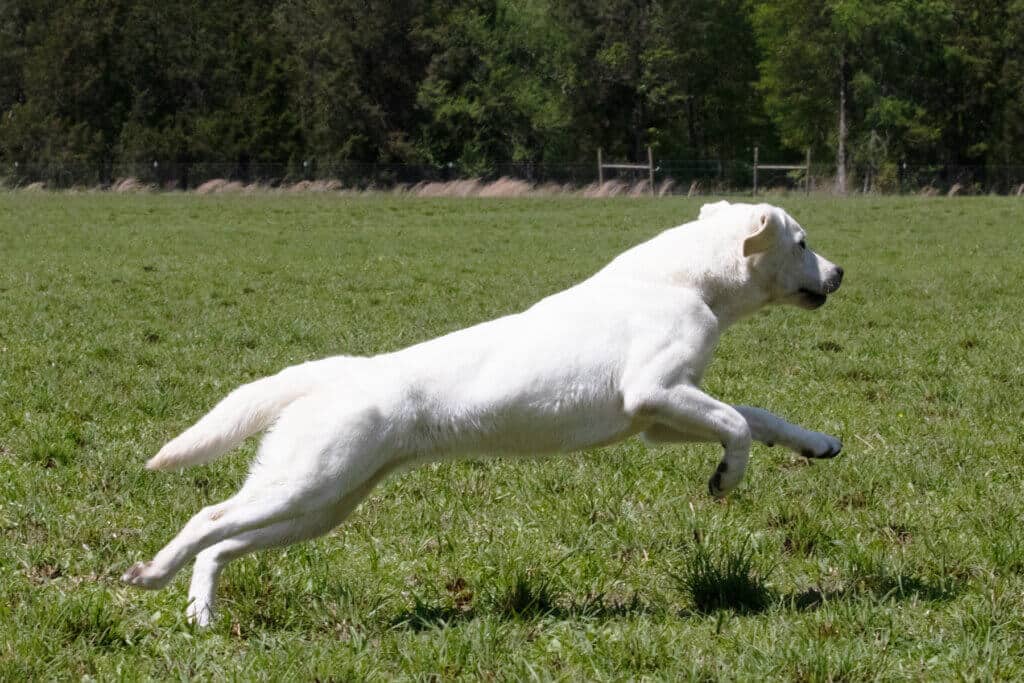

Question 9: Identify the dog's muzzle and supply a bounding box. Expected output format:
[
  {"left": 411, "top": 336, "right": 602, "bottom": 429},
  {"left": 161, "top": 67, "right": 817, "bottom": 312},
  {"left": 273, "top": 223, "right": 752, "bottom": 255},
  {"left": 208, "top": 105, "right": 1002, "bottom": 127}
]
[
  {"left": 798, "top": 266, "right": 843, "bottom": 309},
  {"left": 822, "top": 266, "right": 844, "bottom": 294}
]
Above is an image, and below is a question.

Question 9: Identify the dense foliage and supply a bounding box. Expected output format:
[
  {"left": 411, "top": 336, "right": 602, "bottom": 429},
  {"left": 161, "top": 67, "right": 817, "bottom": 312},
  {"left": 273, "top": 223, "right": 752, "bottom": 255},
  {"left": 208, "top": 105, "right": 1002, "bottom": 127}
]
[{"left": 1, "top": 0, "right": 1022, "bottom": 186}]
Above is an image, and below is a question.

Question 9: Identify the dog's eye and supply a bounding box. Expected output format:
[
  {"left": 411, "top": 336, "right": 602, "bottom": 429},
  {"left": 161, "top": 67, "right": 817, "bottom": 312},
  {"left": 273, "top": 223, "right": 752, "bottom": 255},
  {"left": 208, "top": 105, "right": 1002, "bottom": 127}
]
[{"left": 798, "top": 239, "right": 807, "bottom": 250}]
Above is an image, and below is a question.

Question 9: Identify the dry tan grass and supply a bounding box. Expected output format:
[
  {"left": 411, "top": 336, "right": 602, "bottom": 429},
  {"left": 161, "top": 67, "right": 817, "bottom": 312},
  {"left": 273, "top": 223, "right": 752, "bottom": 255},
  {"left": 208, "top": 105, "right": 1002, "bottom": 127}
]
[
  {"left": 0, "top": 172, "right": 717, "bottom": 198},
  {"left": 384, "top": 177, "right": 665, "bottom": 198},
  {"left": 534, "top": 182, "right": 575, "bottom": 196},
  {"left": 195, "top": 179, "right": 247, "bottom": 194},
  {"left": 581, "top": 180, "right": 626, "bottom": 198},
  {"left": 315, "top": 180, "right": 344, "bottom": 192},
  {"left": 477, "top": 177, "right": 533, "bottom": 197},
  {"left": 111, "top": 177, "right": 152, "bottom": 193},
  {"left": 408, "top": 179, "right": 479, "bottom": 197},
  {"left": 196, "top": 179, "right": 227, "bottom": 194},
  {"left": 288, "top": 180, "right": 343, "bottom": 193},
  {"left": 8, "top": 172, "right": 1022, "bottom": 198},
  {"left": 627, "top": 180, "right": 652, "bottom": 197}
]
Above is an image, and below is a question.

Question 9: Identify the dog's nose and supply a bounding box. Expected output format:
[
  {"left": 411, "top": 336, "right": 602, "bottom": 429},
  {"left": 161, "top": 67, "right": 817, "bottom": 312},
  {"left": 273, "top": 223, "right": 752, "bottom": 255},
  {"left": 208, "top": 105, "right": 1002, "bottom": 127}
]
[{"left": 825, "top": 266, "right": 844, "bottom": 294}]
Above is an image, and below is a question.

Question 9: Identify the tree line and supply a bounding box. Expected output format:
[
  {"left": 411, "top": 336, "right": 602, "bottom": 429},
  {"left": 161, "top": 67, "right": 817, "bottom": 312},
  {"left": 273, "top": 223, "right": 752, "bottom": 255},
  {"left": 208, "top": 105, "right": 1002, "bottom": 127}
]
[{"left": 1, "top": 0, "right": 1022, "bottom": 191}]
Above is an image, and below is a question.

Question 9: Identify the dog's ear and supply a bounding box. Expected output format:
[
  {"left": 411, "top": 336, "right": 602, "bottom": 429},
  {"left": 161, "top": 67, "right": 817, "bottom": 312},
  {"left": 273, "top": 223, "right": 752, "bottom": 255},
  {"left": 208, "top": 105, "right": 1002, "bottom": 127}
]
[
  {"left": 699, "top": 200, "right": 731, "bottom": 220},
  {"left": 742, "top": 207, "right": 778, "bottom": 257}
]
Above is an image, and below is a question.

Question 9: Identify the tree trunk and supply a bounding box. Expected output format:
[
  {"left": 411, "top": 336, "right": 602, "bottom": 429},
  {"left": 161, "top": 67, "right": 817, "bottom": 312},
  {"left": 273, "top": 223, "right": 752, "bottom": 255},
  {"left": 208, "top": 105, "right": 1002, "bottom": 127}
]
[
  {"left": 633, "top": 97, "right": 646, "bottom": 162},
  {"left": 836, "top": 50, "right": 849, "bottom": 195},
  {"left": 687, "top": 98, "right": 698, "bottom": 156}
]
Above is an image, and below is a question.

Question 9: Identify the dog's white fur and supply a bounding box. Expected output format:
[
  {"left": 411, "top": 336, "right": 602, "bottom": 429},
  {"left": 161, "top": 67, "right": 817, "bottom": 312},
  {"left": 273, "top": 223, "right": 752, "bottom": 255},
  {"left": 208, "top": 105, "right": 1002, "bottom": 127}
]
[{"left": 122, "top": 201, "right": 844, "bottom": 626}]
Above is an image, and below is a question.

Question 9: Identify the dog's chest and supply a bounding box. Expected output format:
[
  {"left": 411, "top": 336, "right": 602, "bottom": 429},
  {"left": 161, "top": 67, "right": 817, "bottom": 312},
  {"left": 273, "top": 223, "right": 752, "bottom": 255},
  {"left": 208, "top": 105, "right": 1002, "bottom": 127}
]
[{"left": 455, "top": 380, "right": 640, "bottom": 455}]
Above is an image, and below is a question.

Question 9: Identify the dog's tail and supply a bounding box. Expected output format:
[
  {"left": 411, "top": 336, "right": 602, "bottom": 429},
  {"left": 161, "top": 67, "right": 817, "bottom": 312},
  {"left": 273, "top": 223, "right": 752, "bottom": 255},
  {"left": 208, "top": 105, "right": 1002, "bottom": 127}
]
[{"left": 145, "top": 363, "right": 323, "bottom": 471}]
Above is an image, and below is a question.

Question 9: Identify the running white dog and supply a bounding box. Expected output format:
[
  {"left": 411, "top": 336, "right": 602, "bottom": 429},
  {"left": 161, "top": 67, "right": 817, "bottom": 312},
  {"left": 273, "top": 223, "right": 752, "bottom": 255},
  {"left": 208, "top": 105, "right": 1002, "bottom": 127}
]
[{"left": 122, "top": 201, "right": 844, "bottom": 626}]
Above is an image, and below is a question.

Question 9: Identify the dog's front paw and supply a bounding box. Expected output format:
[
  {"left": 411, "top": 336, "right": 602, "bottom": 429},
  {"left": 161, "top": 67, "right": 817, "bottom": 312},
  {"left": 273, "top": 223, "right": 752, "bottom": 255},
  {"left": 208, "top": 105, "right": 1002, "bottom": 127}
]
[
  {"left": 121, "top": 561, "right": 172, "bottom": 590},
  {"left": 708, "top": 471, "right": 725, "bottom": 497},
  {"left": 707, "top": 461, "right": 741, "bottom": 498},
  {"left": 800, "top": 433, "right": 842, "bottom": 460}
]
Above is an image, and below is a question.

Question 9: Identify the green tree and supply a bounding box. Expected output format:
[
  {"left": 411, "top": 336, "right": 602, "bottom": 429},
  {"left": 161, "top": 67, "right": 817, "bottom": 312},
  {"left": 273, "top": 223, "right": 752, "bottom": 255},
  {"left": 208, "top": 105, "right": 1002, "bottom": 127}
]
[
  {"left": 751, "top": 0, "right": 1024, "bottom": 191},
  {"left": 273, "top": 0, "right": 436, "bottom": 165},
  {"left": 414, "top": 0, "right": 573, "bottom": 171},
  {"left": 0, "top": 1, "right": 131, "bottom": 183},
  {"left": 642, "top": 0, "right": 773, "bottom": 161},
  {"left": 117, "top": 1, "right": 301, "bottom": 170},
  {"left": 550, "top": 0, "right": 769, "bottom": 165}
]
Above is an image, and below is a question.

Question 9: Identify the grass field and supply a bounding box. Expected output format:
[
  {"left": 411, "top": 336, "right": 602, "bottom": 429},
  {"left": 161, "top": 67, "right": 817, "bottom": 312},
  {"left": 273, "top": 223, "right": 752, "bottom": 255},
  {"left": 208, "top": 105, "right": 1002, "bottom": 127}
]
[{"left": 2, "top": 193, "right": 1023, "bottom": 680}]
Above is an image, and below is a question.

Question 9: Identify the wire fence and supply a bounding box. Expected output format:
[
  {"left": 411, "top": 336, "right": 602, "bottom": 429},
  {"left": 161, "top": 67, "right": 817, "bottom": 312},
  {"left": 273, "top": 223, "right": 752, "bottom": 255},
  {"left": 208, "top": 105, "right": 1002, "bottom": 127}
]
[{"left": 2, "top": 159, "right": 1023, "bottom": 195}]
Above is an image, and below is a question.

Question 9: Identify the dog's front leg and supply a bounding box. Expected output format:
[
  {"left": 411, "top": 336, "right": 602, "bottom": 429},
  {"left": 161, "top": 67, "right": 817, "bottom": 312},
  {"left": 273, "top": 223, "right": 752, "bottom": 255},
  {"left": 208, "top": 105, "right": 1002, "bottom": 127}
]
[
  {"left": 630, "top": 385, "right": 751, "bottom": 497},
  {"left": 733, "top": 406, "right": 842, "bottom": 459},
  {"left": 644, "top": 405, "right": 842, "bottom": 460}
]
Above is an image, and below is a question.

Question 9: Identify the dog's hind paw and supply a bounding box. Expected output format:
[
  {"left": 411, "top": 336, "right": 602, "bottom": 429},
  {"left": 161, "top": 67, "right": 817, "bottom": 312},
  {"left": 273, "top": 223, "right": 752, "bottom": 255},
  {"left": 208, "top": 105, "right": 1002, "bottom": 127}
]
[
  {"left": 121, "top": 561, "right": 172, "bottom": 590},
  {"left": 186, "top": 600, "right": 215, "bottom": 628}
]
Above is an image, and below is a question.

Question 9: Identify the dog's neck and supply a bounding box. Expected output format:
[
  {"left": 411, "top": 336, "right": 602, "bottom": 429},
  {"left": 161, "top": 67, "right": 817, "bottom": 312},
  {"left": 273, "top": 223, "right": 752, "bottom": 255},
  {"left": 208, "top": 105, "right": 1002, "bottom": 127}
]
[
  {"left": 699, "top": 278, "right": 772, "bottom": 328},
  {"left": 597, "top": 224, "right": 771, "bottom": 328}
]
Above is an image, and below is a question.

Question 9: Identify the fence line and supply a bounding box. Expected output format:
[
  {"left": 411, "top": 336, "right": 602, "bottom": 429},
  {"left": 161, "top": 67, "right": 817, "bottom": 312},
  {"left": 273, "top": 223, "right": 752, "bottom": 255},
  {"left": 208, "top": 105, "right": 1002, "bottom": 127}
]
[
  {"left": 753, "top": 146, "right": 811, "bottom": 196},
  {"left": 2, "top": 159, "right": 1024, "bottom": 195},
  {"left": 598, "top": 147, "right": 655, "bottom": 196}
]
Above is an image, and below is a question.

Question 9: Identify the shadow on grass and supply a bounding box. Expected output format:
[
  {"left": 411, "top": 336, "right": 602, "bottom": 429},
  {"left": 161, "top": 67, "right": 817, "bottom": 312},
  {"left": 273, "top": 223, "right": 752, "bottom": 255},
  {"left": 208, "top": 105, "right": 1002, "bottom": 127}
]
[
  {"left": 345, "top": 550, "right": 966, "bottom": 633},
  {"left": 667, "top": 539, "right": 964, "bottom": 617},
  {"left": 389, "top": 571, "right": 657, "bottom": 631},
  {"left": 56, "top": 595, "right": 131, "bottom": 650},
  {"left": 236, "top": 548, "right": 968, "bottom": 634},
  {"left": 284, "top": 560, "right": 965, "bottom": 635},
  {"left": 790, "top": 571, "right": 961, "bottom": 611},
  {"left": 669, "top": 539, "right": 775, "bottom": 615},
  {"left": 390, "top": 597, "right": 472, "bottom": 632}
]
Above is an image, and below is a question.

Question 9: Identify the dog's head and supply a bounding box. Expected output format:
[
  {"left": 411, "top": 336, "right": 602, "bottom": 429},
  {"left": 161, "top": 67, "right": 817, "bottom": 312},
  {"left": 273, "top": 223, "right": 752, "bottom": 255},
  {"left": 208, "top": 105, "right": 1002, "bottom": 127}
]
[{"left": 702, "top": 201, "right": 843, "bottom": 310}]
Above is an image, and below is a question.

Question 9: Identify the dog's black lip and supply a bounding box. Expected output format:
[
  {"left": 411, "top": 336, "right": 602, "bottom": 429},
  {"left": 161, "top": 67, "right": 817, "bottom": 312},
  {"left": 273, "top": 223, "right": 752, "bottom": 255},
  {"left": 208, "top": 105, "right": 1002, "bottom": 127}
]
[{"left": 798, "top": 288, "right": 827, "bottom": 308}]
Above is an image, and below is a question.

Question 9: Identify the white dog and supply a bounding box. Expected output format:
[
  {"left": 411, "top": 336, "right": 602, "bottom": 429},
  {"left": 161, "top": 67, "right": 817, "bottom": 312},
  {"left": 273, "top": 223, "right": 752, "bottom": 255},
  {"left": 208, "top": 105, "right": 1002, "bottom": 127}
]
[{"left": 122, "top": 201, "right": 844, "bottom": 626}]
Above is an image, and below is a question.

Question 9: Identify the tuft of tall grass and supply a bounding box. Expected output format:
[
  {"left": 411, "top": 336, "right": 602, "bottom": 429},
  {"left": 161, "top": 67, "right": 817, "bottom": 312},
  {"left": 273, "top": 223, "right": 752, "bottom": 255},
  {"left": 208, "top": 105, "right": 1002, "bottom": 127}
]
[
  {"left": 487, "top": 568, "right": 556, "bottom": 619},
  {"left": 670, "top": 538, "right": 774, "bottom": 614}
]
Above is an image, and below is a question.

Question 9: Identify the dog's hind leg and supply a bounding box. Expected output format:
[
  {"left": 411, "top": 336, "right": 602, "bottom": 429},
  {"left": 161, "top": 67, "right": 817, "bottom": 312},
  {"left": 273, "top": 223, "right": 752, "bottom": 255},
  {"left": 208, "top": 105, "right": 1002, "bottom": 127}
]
[
  {"left": 123, "top": 394, "right": 397, "bottom": 592},
  {"left": 186, "top": 477, "right": 381, "bottom": 626},
  {"left": 121, "top": 486, "right": 316, "bottom": 590},
  {"left": 186, "top": 514, "right": 336, "bottom": 626}
]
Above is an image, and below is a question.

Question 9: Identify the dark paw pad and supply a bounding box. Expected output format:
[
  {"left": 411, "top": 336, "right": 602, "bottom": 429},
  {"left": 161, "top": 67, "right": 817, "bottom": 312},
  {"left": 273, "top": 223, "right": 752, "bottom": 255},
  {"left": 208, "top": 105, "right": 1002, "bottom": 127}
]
[
  {"left": 708, "top": 471, "right": 724, "bottom": 497},
  {"left": 801, "top": 442, "right": 842, "bottom": 459}
]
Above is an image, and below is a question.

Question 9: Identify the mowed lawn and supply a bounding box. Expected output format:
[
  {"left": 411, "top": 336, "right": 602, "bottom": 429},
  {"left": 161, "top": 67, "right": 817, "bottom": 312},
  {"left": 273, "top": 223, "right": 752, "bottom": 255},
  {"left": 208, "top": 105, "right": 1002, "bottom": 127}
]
[{"left": 1, "top": 193, "right": 1023, "bottom": 680}]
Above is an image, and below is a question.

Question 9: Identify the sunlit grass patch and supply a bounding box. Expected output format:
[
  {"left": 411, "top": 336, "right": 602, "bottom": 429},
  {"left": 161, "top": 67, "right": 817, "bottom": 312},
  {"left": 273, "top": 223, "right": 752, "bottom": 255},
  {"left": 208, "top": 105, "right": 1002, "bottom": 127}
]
[{"left": 2, "top": 194, "right": 1024, "bottom": 679}]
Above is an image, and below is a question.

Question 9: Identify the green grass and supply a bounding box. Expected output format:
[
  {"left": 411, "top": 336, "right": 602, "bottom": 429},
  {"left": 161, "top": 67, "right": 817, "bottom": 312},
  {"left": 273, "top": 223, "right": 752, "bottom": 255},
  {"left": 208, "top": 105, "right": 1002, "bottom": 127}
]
[{"left": 2, "top": 193, "right": 1023, "bottom": 680}]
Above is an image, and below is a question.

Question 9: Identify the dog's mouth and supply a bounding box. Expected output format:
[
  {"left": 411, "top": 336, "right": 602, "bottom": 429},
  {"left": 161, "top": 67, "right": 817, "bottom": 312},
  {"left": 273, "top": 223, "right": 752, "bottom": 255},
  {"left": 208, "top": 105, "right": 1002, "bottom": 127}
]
[
  {"left": 797, "top": 288, "right": 828, "bottom": 309},
  {"left": 797, "top": 273, "right": 842, "bottom": 309}
]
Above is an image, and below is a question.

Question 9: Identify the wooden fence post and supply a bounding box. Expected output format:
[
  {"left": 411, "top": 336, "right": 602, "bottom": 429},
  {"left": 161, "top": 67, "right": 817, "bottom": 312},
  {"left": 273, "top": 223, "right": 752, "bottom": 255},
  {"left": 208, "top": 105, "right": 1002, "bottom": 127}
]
[
  {"left": 753, "top": 146, "right": 759, "bottom": 196},
  {"left": 806, "top": 148, "right": 812, "bottom": 195},
  {"left": 647, "top": 145, "right": 655, "bottom": 196}
]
